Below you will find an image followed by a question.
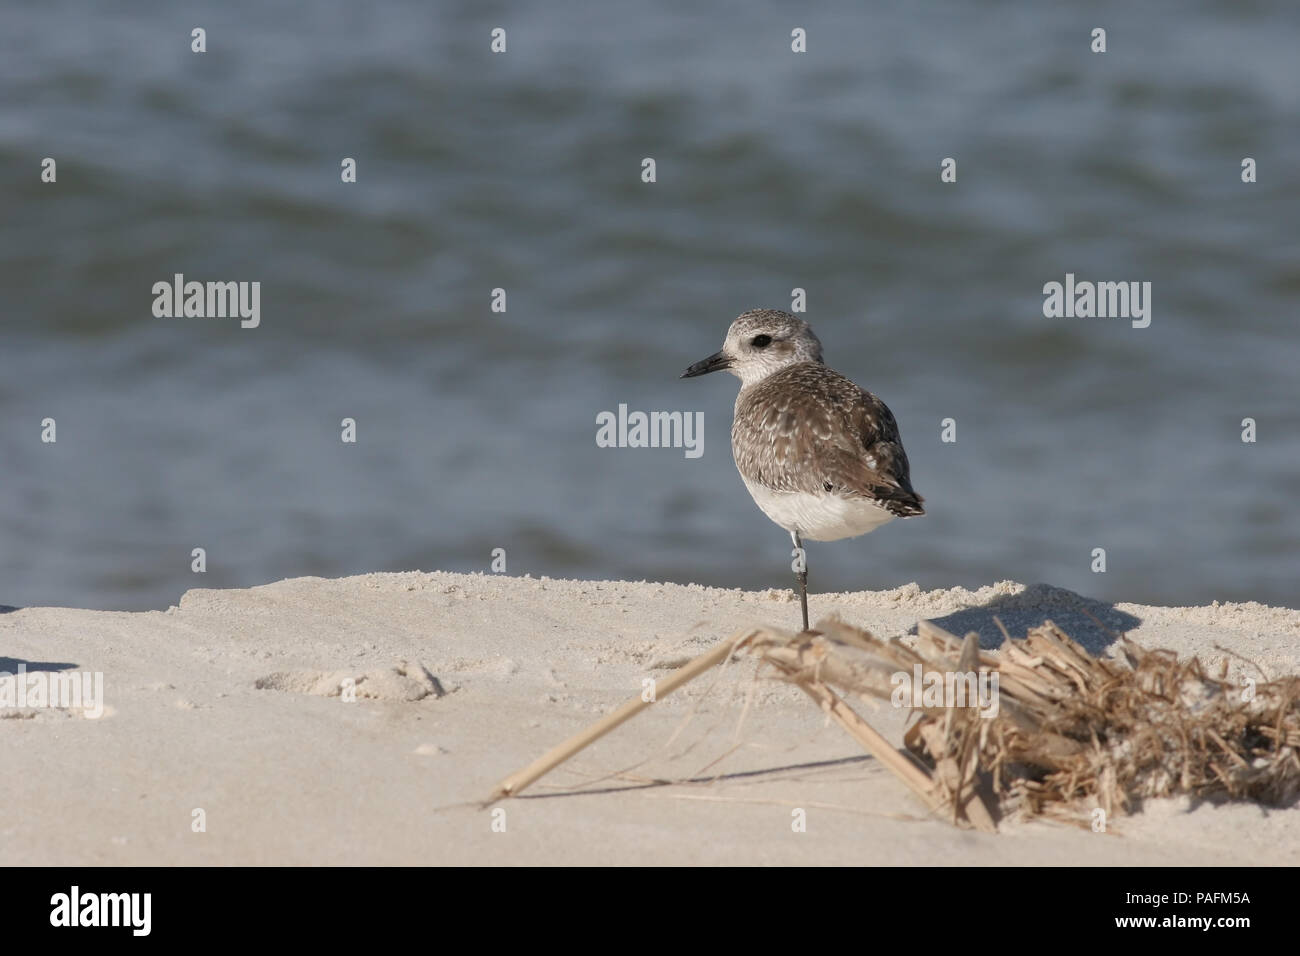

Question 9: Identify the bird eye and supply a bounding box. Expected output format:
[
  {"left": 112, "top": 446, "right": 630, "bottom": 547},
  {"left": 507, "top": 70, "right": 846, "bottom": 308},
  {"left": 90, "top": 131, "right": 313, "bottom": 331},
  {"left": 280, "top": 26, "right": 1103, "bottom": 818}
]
[{"left": 751, "top": 335, "right": 772, "bottom": 348}]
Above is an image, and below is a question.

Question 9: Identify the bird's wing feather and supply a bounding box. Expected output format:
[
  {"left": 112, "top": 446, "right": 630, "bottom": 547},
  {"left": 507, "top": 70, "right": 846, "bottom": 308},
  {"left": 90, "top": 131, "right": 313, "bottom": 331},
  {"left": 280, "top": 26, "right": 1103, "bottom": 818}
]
[{"left": 732, "top": 364, "right": 924, "bottom": 516}]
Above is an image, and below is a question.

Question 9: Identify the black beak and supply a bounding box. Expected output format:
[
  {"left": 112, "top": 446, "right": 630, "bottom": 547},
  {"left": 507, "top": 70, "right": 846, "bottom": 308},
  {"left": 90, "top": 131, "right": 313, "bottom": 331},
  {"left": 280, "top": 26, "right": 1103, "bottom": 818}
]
[{"left": 680, "top": 351, "right": 732, "bottom": 378}]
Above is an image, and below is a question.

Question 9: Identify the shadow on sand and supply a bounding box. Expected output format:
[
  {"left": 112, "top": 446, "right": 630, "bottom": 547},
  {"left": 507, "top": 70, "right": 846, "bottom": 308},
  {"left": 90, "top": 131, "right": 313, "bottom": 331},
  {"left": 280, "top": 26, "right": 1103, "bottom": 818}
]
[
  {"left": 915, "top": 583, "right": 1141, "bottom": 656},
  {"left": 0, "top": 656, "right": 78, "bottom": 673}
]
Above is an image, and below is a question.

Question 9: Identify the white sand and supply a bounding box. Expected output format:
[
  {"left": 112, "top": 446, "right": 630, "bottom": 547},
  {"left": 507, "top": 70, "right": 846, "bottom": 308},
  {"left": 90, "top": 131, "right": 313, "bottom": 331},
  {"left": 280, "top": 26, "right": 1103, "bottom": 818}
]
[{"left": 3, "top": 571, "right": 1298, "bottom": 865}]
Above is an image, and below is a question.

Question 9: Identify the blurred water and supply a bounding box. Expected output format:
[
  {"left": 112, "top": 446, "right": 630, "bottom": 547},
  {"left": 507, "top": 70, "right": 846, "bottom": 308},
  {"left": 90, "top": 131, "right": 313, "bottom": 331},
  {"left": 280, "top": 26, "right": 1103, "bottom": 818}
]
[{"left": 2, "top": 1, "right": 1298, "bottom": 610}]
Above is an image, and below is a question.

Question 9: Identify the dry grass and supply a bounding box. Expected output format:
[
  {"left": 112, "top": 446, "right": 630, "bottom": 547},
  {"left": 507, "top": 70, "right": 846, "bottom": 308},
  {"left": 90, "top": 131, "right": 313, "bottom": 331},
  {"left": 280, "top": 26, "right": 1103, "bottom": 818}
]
[
  {"left": 792, "top": 617, "right": 1300, "bottom": 827},
  {"left": 491, "top": 617, "right": 1300, "bottom": 831}
]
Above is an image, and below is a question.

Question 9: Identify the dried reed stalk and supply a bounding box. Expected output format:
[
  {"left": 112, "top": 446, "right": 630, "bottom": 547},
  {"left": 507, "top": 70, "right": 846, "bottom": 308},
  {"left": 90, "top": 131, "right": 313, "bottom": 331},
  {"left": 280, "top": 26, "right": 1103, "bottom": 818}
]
[
  {"left": 487, "top": 614, "right": 1300, "bottom": 831},
  {"left": 486, "top": 629, "right": 756, "bottom": 804}
]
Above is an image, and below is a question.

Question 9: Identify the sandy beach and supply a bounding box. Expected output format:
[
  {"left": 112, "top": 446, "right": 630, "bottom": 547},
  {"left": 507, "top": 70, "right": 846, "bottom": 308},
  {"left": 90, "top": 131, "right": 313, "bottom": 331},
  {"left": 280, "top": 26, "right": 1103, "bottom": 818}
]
[{"left": 3, "top": 571, "right": 1298, "bottom": 866}]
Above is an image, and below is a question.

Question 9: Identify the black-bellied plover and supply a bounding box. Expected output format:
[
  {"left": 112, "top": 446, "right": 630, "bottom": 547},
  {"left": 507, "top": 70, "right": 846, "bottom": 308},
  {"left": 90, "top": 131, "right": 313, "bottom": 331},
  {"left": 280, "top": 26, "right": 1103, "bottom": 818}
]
[{"left": 681, "top": 309, "right": 924, "bottom": 631}]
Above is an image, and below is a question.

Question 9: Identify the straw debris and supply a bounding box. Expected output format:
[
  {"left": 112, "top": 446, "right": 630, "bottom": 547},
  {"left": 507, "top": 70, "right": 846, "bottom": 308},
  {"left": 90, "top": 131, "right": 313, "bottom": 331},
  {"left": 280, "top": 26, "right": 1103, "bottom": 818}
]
[
  {"left": 806, "top": 617, "right": 1300, "bottom": 826},
  {"left": 489, "top": 617, "right": 1300, "bottom": 832}
]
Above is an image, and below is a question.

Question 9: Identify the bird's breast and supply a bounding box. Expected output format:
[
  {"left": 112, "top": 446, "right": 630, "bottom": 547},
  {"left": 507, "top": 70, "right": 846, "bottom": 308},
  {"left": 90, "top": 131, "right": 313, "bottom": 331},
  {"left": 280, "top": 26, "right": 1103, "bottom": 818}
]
[{"left": 739, "top": 476, "right": 897, "bottom": 541}]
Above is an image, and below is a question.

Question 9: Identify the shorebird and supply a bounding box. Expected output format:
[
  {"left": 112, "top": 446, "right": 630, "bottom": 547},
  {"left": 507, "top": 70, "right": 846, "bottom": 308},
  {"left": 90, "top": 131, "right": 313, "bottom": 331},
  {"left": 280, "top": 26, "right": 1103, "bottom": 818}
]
[{"left": 681, "top": 309, "right": 924, "bottom": 631}]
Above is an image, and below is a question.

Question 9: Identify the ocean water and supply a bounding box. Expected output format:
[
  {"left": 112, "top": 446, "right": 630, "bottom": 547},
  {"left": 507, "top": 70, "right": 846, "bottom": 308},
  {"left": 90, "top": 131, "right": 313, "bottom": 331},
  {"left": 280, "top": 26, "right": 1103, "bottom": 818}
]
[{"left": 2, "top": 1, "right": 1298, "bottom": 611}]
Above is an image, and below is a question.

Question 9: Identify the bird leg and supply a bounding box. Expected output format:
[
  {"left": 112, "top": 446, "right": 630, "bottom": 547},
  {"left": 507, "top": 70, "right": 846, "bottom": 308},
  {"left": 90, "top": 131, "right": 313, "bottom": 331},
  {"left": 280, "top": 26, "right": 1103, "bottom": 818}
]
[{"left": 790, "top": 530, "right": 809, "bottom": 632}]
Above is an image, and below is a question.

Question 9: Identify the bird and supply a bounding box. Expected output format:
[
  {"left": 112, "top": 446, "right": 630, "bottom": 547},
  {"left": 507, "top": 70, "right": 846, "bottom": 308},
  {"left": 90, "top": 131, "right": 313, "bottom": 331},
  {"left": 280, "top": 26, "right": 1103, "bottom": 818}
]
[{"left": 681, "top": 309, "right": 924, "bottom": 631}]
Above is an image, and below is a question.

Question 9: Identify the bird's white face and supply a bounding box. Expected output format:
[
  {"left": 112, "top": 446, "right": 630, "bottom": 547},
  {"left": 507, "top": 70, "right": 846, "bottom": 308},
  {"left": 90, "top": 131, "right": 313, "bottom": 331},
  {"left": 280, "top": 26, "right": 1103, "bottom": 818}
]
[{"left": 682, "top": 309, "right": 824, "bottom": 388}]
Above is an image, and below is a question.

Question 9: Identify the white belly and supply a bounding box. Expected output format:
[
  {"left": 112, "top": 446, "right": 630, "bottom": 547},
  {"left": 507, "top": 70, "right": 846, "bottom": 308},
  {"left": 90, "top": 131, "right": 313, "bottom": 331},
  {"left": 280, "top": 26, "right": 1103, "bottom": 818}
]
[{"left": 740, "top": 477, "right": 897, "bottom": 541}]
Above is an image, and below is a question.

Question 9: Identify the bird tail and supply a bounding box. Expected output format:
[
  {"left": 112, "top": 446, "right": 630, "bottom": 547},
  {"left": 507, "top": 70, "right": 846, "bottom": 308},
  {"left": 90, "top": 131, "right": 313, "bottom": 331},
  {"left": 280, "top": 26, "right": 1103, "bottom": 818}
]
[{"left": 883, "top": 489, "right": 925, "bottom": 518}]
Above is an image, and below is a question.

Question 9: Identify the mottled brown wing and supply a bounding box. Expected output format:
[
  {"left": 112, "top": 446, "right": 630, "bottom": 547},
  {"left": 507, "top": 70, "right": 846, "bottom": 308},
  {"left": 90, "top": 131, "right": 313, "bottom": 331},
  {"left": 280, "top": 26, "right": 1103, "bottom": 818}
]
[
  {"left": 837, "top": 386, "right": 925, "bottom": 515},
  {"left": 731, "top": 364, "right": 924, "bottom": 517}
]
